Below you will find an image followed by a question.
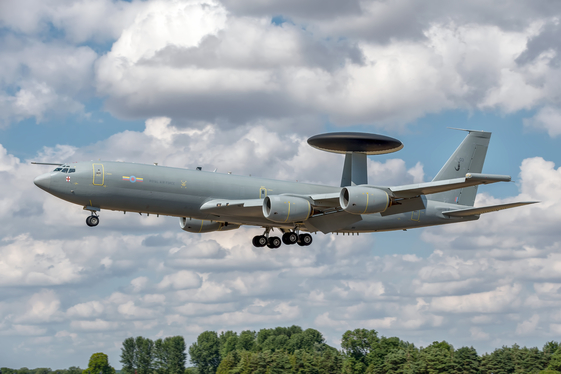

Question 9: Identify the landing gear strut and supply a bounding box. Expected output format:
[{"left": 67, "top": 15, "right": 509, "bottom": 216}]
[{"left": 86, "top": 212, "right": 99, "bottom": 227}]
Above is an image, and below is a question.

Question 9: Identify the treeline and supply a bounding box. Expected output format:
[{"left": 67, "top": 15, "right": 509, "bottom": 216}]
[
  {"left": 184, "top": 327, "right": 561, "bottom": 374},
  {"left": 4, "top": 326, "right": 561, "bottom": 374},
  {"left": 0, "top": 368, "right": 83, "bottom": 374}
]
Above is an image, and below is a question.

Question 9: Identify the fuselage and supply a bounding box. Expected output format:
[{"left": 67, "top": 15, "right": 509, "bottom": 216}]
[{"left": 33, "top": 161, "right": 478, "bottom": 233}]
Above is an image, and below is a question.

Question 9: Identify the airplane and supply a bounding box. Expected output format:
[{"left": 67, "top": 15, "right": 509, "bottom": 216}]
[{"left": 32, "top": 129, "right": 536, "bottom": 248}]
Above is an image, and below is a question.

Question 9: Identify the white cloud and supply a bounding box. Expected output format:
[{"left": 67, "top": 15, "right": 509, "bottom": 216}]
[
  {"left": 67, "top": 301, "right": 105, "bottom": 319},
  {"left": 516, "top": 314, "right": 540, "bottom": 335},
  {"left": 524, "top": 106, "right": 561, "bottom": 137},
  {"left": 157, "top": 271, "right": 203, "bottom": 290}
]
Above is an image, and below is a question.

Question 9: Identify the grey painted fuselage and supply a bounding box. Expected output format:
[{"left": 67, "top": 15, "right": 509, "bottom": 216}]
[{"left": 34, "top": 161, "right": 476, "bottom": 233}]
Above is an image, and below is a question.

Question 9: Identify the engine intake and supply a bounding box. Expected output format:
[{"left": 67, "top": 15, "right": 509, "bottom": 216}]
[
  {"left": 179, "top": 217, "right": 239, "bottom": 233},
  {"left": 340, "top": 186, "right": 390, "bottom": 215},
  {"left": 263, "top": 195, "right": 312, "bottom": 223}
]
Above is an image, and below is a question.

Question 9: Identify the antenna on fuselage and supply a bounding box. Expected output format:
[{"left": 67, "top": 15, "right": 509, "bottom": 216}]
[{"left": 307, "top": 132, "right": 403, "bottom": 187}]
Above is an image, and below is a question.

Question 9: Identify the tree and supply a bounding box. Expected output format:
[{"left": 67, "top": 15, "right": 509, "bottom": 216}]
[
  {"left": 216, "top": 351, "right": 239, "bottom": 374},
  {"left": 452, "top": 346, "right": 480, "bottom": 374},
  {"left": 548, "top": 348, "right": 561, "bottom": 372},
  {"left": 166, "top": 336, "right": 187, "bottom": 374},
  {"left": 82, "top": 353, "right": 116, "bottom": 374},
  {"left": 419, "top": 343, "right": 453, "bottom": 374},
  {"left": 135, "top": 336, "right": 154, "bottom": 374},
  {"left": 189, "top": 331, "right": 221, "bottom": 374},
  {"left": 236, "top": 330, "right": 256, "bottom": 352},
  {"left": 67, "top": 367, "right": 82, "bottom": 374},
  {"left": 120, "top": 337, "right": 136, "bottom": 374},
  {"left": 341, "top": 329, "right": 380, "bottom": 362},
  {"left": 219, "top": 331, "right": 238, "bottom": 358}
]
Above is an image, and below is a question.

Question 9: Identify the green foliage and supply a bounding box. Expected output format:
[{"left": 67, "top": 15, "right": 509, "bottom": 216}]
[
  {"left": 548, "top": 348, "right": 561, "bottom": 372},
  {"left": 341, "top": 329, "right": 380, "bottom": 361},
  {"left": 189, "top": 331, "right": 221, "bottom": 374},
  {"left": 154, "top": 336, "right": 187, "bottom": 374},
  {"left": 418, "top": 342, "right": 454, "bottom": 374},
  {"left": 82, "top": 352, "right": 116, "bottom": 374},
  {"left": 120, "top": 337, "right": 136, "bottom": 374},
  {"left": 236, "top": 331, "right": 256, "bottom": 352},
  {"left": 452, "top": 346, "right": 480, "bottom": 374}
]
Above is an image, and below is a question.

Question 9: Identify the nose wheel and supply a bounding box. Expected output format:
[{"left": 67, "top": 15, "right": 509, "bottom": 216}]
[{"left": 86, "top": 214, "right": 99, "bottom": 227}]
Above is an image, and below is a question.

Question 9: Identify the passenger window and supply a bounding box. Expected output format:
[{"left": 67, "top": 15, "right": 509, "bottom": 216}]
[
  {"left": 61, "top": 168, "right": 68, "bottom": 173},
  {"left": 69, "top": 169, "right": 76, "bottom": 173}
]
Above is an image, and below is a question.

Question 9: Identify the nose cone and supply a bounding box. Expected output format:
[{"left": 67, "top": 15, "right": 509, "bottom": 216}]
[{"left": 34, "top": 173, "right": 51, "bottom": 191}]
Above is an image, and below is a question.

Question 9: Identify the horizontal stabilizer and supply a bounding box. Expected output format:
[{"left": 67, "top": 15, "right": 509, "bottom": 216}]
[
  {"left": 389, "top": 173, "right": 511, "bottom": 198},
  {"left": 442, "top": 201, "right": 538, "bottom": 217}
]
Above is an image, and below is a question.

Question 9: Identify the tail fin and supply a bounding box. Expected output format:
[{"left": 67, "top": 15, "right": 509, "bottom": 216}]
[{"left": 429, "top": 129, "right": 491, "bottom": 206}]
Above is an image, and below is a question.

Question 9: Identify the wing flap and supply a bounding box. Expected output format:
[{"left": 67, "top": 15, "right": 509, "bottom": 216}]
[
  {"left": 389, "top": 173, "right": 511, "bottom": 198},
  {"left": 200, "top": 199, "right": 264, "bottom": 217},
  {"left": 309, "top": 192, "right": 341, "bottom": 208},
  {"left": 442, "top": 201, "right": 538, "bottom": 217}
]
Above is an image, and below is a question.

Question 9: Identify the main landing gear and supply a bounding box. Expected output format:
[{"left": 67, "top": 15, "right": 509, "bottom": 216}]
[
  {"left": 252, "top": 228, "right": 312, "bottom": 248},
  {"left": 86, "top": 212, "right": 99, "bottom": 227}
]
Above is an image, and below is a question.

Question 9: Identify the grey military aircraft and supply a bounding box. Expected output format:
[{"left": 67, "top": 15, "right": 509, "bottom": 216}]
[{"left": 33, "top": 129, "right": 536, "bottom": 248}]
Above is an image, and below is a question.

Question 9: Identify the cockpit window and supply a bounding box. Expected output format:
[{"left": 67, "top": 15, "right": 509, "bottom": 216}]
[
  {"left": 53, "top": 168, "right": 62, "bottom": 172},
  {"left": 69, "top": 168, "right": 76, "bottom": 173},
  {"left": 61, "top": 168, "right": 68, "bottom": 173}
]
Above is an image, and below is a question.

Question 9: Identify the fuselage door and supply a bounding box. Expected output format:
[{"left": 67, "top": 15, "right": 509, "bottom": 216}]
[{"left": 93, "top": 163, "right": 104, "bottom": 186}]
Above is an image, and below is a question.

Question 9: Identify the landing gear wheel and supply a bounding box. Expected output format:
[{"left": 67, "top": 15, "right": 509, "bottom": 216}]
[
  {"left": 282, "top": 232, "right": 299, "bottom": 245},
  {"left": 267, "top": 236, "right": 282, "bottom": 249},
  {"left": 252, "top": 235, "right": 268, "bottom": 247},
  {"left": 86, "top": 215, "right": 99, "bottom": 227},
  {"left": 297, "top": 233, "right": 312, "bottom": 246}
]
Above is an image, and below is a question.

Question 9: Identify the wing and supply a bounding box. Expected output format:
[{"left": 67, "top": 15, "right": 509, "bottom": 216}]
[{"left": 388, "top": 173, "right": 511, "bottom": 198}]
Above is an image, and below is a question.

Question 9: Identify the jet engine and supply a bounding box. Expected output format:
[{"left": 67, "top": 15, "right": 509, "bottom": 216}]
[
  {"left": 340, "top": 186, "right": 391, "bottom": 215},
  {"left": 179, "top": 217, "right": 239, "bottom": 233},
  {"left": 263, "top": 195, "right": 312, "bottom": 223}
]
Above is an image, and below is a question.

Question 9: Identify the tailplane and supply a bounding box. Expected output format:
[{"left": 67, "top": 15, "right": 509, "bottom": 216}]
[{"left": 429, "top": 129, "right": 491, "bottom": 206}]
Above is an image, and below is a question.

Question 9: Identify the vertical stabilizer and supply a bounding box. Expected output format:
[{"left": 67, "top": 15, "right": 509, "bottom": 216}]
[{"left": 429, "top": 129, "right": 491, "bottom": 206}]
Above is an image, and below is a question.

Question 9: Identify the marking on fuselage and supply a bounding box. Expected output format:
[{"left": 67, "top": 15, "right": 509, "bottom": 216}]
[
  {"left": 181, "top": 180, "right": 187, "bottom": 188},
  {"left": 122, "top": 176, "right": 143, "bottom": 183}
]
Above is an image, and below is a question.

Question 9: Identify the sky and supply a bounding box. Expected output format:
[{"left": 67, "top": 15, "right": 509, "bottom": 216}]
[{"left": 1, "top": 0, "right": 561, "bottom": 369}]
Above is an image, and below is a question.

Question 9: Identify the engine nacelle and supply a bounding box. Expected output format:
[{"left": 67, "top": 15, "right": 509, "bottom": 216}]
[
  {"left": 340, "top": 186, "right": 390, "bottom": 215},
  {"left": 263, "top": 195, "right": 312, "bottom": 223},
  {"left": 179, "top": 217, "right": 239, "bottom": 233}
]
